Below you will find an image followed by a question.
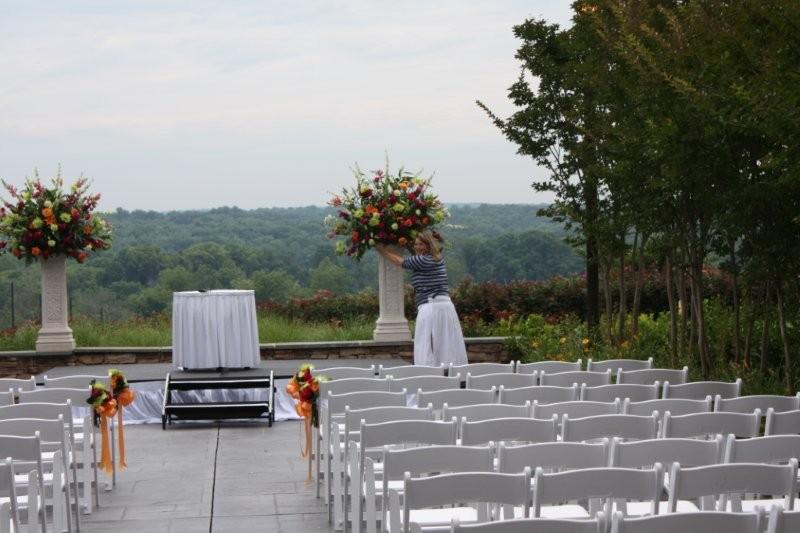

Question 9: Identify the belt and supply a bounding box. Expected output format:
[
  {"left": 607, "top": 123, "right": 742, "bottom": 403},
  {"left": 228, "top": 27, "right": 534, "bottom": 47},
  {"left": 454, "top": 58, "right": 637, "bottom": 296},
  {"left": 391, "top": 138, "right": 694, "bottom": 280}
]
[{"left": 426, "top": 294, "right": 450, "bottom": 303}]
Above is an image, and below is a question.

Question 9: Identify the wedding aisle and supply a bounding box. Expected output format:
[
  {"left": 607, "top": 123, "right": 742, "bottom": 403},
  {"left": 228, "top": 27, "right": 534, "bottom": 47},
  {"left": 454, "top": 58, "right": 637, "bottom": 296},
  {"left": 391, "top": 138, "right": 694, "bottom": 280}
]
[{"left": 82, "top": 421, "right": 329, "bottom": 532}]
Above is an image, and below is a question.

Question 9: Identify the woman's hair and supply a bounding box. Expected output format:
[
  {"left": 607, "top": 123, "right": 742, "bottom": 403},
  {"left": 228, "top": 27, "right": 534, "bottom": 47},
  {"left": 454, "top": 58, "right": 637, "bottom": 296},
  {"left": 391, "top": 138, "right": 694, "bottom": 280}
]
[{"left": 416, "top": 230, "right": 443, "bottom": 261}]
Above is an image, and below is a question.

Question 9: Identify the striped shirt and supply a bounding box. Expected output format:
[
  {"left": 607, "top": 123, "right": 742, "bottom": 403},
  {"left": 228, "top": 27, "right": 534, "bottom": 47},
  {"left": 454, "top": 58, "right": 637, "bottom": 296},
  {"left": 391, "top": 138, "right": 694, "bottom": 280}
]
[{"left": 402, "top": 254, "right": 449, "bottom": 307}]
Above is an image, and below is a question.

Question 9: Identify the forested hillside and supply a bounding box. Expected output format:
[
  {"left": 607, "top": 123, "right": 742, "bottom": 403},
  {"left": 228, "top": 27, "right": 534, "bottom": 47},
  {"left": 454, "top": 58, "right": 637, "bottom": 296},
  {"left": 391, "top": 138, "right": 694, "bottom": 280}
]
[{"left": 0, "top": 204, "right": 581, "bottom": 323}]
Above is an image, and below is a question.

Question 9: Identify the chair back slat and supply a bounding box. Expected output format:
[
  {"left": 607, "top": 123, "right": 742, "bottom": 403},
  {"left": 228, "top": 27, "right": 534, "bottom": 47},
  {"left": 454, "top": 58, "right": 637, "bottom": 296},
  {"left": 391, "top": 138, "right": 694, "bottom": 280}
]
[
  {"left": 460, "top": 416, "right": 557, "bottom": 446},
  {"left": 663, "top": 379, "right": 741, "bottom": 400},
  {"left": 388, "top": 375, "right": 460, "bottom": 393},
  {"left": 561, "top": 413, "right": 658, "bottom": 442},
  {"left": 533, "top": 399, "right": 620, "bottom": 420},
  {"left": 581, "top": 383, "right": 659, "bottom": 403},
  {"left": 450, "top": 362, "right": 514, "bottom": 377},
  {"left": 516, "top": 360, "right": 582, "bottom": 375},
  {"left": 586, "top": 358, "right": 653, "bottom": 373},
  {"left": 623, "top": 397, "right": 712, "bottom": 417},
  {"left": 466, "top": 372, "right": 536, "bottom": 390},
  {"left": 715, "top": 393, "right": 800, "bottom": 414},
  {"left": 418, "top": 388, "right": 495, "bottom": 410},
  {"left": 443, "top": 402, "right": 531, "bottom": 423},
  {"left": 540, "top": 370, "right": 611, "bottom": 388},
  {"left": 498, "top": 440, "right": 609, "bottom": 473},
  {"left": 378, "top": 365, "right": 445, "bottom": 379},
  {"left": 765, "top": 408, "right": 800, "bottom": 436},
  {"left": 662, "top": 410, "right": 761, "bottom": 439},
  {"left": 617, "top": 367, "right": 688, "bottom": 385},
  {"left": 317, "top": 366, "right": 376, "bottom": 380}
]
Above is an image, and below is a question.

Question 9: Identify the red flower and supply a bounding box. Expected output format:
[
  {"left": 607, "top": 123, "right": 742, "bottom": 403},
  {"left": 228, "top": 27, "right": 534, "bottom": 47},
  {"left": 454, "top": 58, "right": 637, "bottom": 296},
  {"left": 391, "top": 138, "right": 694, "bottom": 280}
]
[
  {"left": 0, "top": 241, "right": 6, "bottom": 249},
  {"left": 351, "top": 231, "right": 360, "bottom": 243}
]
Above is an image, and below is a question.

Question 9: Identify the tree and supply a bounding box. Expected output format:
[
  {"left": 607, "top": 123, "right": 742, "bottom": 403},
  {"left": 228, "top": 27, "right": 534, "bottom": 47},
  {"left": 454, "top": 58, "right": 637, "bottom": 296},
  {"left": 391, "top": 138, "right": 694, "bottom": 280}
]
[
  {"left": 250, "top": 270, "right": 301, "bottom": 302},
  {"left": 309, "top": 257, "right": 353, "bottom": 294}
]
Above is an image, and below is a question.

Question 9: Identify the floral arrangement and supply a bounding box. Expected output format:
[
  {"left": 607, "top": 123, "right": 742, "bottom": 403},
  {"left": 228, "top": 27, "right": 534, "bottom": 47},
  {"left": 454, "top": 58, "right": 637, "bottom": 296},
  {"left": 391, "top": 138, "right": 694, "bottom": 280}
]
[
  {"left": 285, "top": 363, "right": 328, "bottom": 428},
  {"left": 325, "top": 163, "right": 448, "bottom": 259},
  {"left": 0, "top": 172, "right": 112, "bottom": 263},
  {"left": 86, "top": 369, "right": 136, "bottom": 473}
]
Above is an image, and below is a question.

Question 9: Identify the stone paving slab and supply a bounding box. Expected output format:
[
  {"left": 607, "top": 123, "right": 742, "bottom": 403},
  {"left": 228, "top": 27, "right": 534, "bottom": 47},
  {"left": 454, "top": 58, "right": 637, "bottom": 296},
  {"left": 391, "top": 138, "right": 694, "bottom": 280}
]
[{"left": 81, "top": 420, "right": 330, "bottom": 533}]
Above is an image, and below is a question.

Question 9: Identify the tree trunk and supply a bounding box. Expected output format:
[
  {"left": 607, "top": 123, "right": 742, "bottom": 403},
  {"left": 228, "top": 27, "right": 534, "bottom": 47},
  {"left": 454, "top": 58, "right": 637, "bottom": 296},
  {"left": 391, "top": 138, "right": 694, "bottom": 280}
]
[
  {"left": 631, "top": 232, "right": 648, "bottom": 337},
  {"left": 774, "top": 282, "right": 794, "bottom": 394},
  {"left": 618, "top": 235, "right": 627, "bottom": 343},
  {"left": 584, "top": 178, "right": 601, "bottom": 334},
  {"left": 742, "top": 284, "right": 756, "bottom": 369},
  {"left": 690, "top": 262, "right": 710, "bottom": 378},
  {"left": 730, "top": 245, "right": 741, "bottom": 362},
  {"left": 602, "top": 259, "right": 614, "bottom": 343},
  {"left": 759, "top": 280, "right": 771, "bottom": 374},
  {"left": 676, "top": 259, "right": 688, "bottom": 359},
  {"left": 665, "top": 253, "right": 678, "bottom": 368}
]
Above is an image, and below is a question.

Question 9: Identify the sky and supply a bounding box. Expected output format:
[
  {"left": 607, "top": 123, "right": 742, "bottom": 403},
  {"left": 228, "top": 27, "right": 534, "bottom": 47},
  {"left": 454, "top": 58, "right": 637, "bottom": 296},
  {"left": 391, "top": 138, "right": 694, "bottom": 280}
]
[{"left": 0, "top": 1, "right": 574, "bottom": 211}]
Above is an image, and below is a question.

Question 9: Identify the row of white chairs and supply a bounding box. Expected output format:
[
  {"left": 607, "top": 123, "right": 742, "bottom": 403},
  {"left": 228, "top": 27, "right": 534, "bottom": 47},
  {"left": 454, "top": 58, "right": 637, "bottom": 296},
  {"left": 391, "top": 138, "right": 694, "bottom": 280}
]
[
  {"left": 361, "top": 431, "right": 800, "bottom": 532},
  {"left": 0, "top": 378, "right": 109, "bottom": 533},
  {"left": 320, "top": 385, "right": 800, "bottom": 530},
  {"left": 313, "top": 361, "right": 692, "bottom": 388},
  {"left": 332, "top": 404, "right": 799, "bottom": 532},
  {"left": 449, "top": 508, "right": 800, "bottom": 533}
]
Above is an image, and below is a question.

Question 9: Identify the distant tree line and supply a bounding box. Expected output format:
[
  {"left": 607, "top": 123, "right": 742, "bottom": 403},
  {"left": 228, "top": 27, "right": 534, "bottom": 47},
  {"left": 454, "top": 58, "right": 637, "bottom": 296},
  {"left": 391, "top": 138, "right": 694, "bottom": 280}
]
[{"left": 0, "top": 204, "right": 582, "bottom": 323}]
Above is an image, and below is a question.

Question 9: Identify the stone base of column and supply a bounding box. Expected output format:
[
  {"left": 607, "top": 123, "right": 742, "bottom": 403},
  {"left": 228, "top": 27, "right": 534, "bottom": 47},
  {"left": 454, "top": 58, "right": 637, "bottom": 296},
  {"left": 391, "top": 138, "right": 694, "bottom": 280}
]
[
  {"left": 373, "top": 318, "right": 412, "bottom": 342},
  {"left": 36, "top": 326, "right": 76, "bottom": 353}
]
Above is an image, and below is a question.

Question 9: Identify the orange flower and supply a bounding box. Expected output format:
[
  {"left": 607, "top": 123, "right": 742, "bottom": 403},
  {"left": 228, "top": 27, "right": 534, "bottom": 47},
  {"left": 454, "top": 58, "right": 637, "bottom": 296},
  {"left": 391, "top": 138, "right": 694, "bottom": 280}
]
[
  {"left": 31, "top": 247, "right": 41, "bottom": 256},
  {"left": 399, "top": 182, "right": 409, "bottom": 190},
  {"left": 83, "top": 224, "right": 93, "bottom": 235},
  {"left": 309, "top": 379, "right": 319, "bottom": 393},
  {"left": 98, "top": 398, "right": 118, "bottom": 418},
  {"left": 398, "top": 237, "right": 408, "bottom": 246},
  {"left": 286, "top": 379, "right": 299, "bottom": 398},
  {"left": 116, "top": 388, "right": 135, "bottom": 407},
  {"left": 41, "top": 207, "right": 53, "bottom": 218},
  {"left": 365, "top": 205, "right": 379, "bottom": 215}
]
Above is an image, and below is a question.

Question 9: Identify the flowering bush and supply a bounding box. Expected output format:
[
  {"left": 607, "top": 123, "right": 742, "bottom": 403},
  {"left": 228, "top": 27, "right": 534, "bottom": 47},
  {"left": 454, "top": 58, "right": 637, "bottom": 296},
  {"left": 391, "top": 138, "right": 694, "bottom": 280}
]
[
  {"left": 325, "top": 164, "right": 448, "bottom": 259},
  {"left": 0, "top": 174, "right": 112, "bottom": 263}
]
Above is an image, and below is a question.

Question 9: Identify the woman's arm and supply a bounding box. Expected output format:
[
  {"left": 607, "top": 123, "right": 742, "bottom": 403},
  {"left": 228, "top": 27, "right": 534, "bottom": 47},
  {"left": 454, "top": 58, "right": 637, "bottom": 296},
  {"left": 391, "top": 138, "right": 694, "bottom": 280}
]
[{"left": 375, "top": 244, "right": 404, "bottom": 266}]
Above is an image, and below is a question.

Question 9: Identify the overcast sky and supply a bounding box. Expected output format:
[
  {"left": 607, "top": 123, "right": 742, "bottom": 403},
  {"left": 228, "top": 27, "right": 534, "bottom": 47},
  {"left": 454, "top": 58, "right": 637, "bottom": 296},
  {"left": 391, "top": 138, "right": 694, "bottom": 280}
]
[{"left": 0, "top": 1, "right": 573, "bottom": 211}]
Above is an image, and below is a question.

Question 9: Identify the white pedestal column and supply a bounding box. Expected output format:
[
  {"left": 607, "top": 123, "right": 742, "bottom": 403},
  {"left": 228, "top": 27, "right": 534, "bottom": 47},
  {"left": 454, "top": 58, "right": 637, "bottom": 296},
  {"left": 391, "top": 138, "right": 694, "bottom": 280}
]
[
  {"left": 36, "top": 255, "right": 76, "bottom": 353},
  {"left": 373, "top": 247, "right": 412, "bottom": 342}
]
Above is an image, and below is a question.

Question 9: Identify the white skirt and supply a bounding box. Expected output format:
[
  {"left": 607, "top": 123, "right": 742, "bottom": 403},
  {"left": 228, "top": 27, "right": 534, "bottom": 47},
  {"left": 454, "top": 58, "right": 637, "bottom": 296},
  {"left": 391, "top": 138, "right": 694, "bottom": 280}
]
[{"left": 413, "top": 295, "right": 468, "bottom": 367}]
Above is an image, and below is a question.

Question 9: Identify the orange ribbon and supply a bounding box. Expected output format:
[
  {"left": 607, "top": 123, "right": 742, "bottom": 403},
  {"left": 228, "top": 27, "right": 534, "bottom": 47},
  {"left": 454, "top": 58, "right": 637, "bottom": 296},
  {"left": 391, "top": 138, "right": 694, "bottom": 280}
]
[{"left": 115, "top": 388, "right": 135, "bottom": 470}]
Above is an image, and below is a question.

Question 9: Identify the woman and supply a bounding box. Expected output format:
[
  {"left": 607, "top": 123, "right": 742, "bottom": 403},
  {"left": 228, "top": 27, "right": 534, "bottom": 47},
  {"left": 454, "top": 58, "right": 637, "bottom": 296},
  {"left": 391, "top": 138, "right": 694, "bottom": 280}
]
[{"left": 376, "top": 231, "right": 468, "bottom": 366}]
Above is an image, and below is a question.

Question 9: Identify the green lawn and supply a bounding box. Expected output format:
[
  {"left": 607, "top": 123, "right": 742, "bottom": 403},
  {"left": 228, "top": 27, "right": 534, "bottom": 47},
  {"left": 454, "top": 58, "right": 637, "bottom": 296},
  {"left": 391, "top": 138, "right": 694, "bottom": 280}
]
[{"left": 0, "top": 313, "right": 375, "bottom": 351}]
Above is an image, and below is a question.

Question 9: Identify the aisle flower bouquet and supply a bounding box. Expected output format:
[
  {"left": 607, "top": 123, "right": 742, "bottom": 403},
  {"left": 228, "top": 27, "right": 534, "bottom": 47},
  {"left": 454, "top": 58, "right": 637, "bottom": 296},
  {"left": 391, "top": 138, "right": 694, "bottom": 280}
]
[
  {"left": 0, "top": 172, "right": 112, "bottom": 263},
  {"left": 285, "top": 363, "right": 328, "bottom": 427},
  {"left": 325, "top": 163, "right": 448, "bottom": 260}
]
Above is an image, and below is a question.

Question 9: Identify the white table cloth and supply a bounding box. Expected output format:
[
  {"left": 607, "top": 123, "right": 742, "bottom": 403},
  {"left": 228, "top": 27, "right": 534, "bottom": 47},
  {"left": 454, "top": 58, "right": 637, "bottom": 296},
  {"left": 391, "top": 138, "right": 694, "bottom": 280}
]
[{"left": 172, "top": 290, "right": 261, "bottom": 369}]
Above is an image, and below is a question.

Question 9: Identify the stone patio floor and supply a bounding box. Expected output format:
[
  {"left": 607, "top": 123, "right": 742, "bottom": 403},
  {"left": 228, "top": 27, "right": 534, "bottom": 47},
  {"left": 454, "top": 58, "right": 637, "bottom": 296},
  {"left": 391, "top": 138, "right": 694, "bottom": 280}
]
[{"left": 81, "top": 420, "right": 330, "bottom": 532}]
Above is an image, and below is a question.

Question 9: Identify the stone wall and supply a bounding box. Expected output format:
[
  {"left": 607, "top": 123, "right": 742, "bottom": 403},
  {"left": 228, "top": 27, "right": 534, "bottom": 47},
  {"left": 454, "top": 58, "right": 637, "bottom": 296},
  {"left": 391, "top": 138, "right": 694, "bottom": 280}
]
[{"left": 0, "top": 337, "right": 509, "bottom": 378}]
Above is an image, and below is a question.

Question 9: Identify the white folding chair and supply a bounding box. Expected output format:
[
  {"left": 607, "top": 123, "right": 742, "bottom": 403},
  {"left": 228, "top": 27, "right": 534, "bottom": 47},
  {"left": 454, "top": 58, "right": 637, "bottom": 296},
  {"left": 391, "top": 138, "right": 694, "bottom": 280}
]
[
  {"left": 320, "top": 366, "right": 378, "bottom": 380},
  {"left": 498, "top": 440, "right": 610, "bottom": 475},
  {"left": 450, "top": 362, "right": 514, "bottom": 377},
  {"left": 767, "top": 507, "right": 800, "bottom": 533},
  {"left": 539, "top": 370, "right": 611, "bottom": 388},
  {"left": 516, "top": 360, "right": 582, "bottom": 376},
  {"left": 499, "top": 385, "right": 578, "bottom": 406},
  {"left": 587, "top": 358, "right": 653, "bottom": 373},
  {"left": 766, "top": 408, "right": 800, "bottom": 436},
  {"left": 42, "top": 375, "right": 103, "bottom": 389},
  {"left": 581, "top": 384, "right": 659, "bottom": 403},
  {"left": 466, "top": 373, "right": 536, "bottom": 391},
  {"left": 341, "top": 407, "right": 436, "bottom": 530},
  {"left": 662, "top": 410, "right": 760, "bottom": 439},
  {"left": 0, "top": 377, "right": 35, "bottom": 394},
  {"left": 617, "top": 368, "right": 688, "bottom": 386},
  {"left": 561, "top": 414, "right": 659, "bottom": 443},
  {"left": 354, "top": 419, "right": 458, "bottom": 533},
  {"left": 715, "top": 394, "right": 800, "bottom": 414},
  {"left": 533, "top": 465, "right": 663, "bottom": 519},
  {"left": 667, "top": 460, "right": 798, "bottom": 512},
  {"left": 388, "top": 469, "right": 531, "bottom": 532},
  {"left": 663, "top": 379, "right": 741, "bottom": 400},
  {"left": 377, "top": 445, "right": 494, "bottom": 533},
  {"left": 320, "top": 391, "right": 406, "bottom": 511},
  {"left": 460, "top": 416, "right": 557, "bottom": 446},
  {"left": 443, "top": 403, "right": 531, "bottom": 423},
  {"left": 0, "top": 458, "right": 20, "bottom": 533},
  {"left": 0, "top": 401, "right": 95, "bottom": 514},
  {"left": 417, "top": 389, "right": 496, "bottom": 412},
  {"left": 388, "top": 375, "right": 460, "bottom": 394},
  {"left": 725, "top": 434, "right": 800, "bottom": 465},
  {"left": 0, "top": 391, "right": 12, "bottom": 408},
  {"left": 0, "top": 418, "right": 74, "bottom": 532},
  {"left": 623, "top": 397, "right": 712, "bottom": 417},
  {"left": 17, "top": 388, "right": 107, "bottom": 493},
  {"left": 610, "top": 436, "right": 724, "bottom": 513},
  {"left": 0, "top": 435, "right": 46, "bottom": 533},
  {"left": 451, "top": 515, "right": 605, "bottom": 533},
  {"left": 724, "top": 434, "right": 800, "bottom": 505},
  {"left": 378, "top": 365, "right": 445, "bottom": 379},
  {"left": 610, "top": 509, "right": 763, "bottom": 533},
  {"left": 532, "top": 399, "right": 621, "bottom": 421}
]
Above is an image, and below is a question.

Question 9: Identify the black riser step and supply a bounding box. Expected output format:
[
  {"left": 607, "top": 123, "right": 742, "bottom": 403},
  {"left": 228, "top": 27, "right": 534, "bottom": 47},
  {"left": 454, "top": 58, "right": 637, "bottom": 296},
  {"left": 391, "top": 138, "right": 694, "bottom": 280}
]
[
  {"left": 164, "top": 402, "right": 270, "bottom": 420},
  {"left": 168, "top": 378, "right": 271, "bottom": 391}
]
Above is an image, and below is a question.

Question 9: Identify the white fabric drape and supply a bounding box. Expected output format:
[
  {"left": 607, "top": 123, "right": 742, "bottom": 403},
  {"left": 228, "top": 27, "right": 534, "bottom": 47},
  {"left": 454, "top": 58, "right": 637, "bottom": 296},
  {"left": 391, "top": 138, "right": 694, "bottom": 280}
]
[
  {"left": 172, "top": 290, "right": 261, "bottom": 369},
  {"left": 117, "top": 379, "right": 300, "bottom": 425},
  {"left": 413, "top": 295, "right": 468, "bottom": 367}
]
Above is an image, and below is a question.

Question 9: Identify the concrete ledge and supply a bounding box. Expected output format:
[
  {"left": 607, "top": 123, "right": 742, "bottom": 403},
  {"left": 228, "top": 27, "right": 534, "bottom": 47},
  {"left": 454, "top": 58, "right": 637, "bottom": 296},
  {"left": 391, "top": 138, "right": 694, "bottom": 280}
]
[{"left": 0, "top": 337, "right": 510, "bottom": 378}]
